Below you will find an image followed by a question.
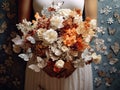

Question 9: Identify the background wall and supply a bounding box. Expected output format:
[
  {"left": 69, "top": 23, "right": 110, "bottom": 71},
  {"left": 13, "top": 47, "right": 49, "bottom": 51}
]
[
  {"left": 93, "top": 0, "right": 120, "bottom": 90},
  {"left": 0, "top": 1, "right": 26, "bottom": 90},
  {"left": 0, "top": 0, "right": 120, "bottom": 90}
]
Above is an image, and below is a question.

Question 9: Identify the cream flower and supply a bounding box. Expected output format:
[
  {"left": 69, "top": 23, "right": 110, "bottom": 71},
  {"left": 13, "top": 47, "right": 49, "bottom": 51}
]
[
  {"left": 43, "top": 29, "right": 58, "bottom": 44},
  {"left": 16, "top": 19, "right": 32, "bottom": 35},
  {"left": 50, "top": 15, "right": 64, "bottom": 29},
  {"left": 81, "top": 49, "right": 92, "bottom": 61},
  {"left": 51, "top": 45, "right": 62, "bottom": 56},
  {"left": 55, "top": 49, "right": 62, "bottom": 56},
  {"left": 61, "top": 46, "right": 69, "bottom": 52},
  {"left": 55, "top": 60, "right": 65, "bottom": 68},
  {"left": 90, "top": 19, "right": 97, "bottom": 29},
  {"left": 74, "top": 15, "right": 83, "bottom": 23},
  {"left": 92, "top": 53, "right": 101, "bottom": 64},
  {"left": 85, "top": 35, "right": 91, "bottom": 43},
  {"left": 58, "top": 9, "right": 72, "bottom": 17},
  {"left": 76, "top": 22, "right": 84, "bottom": 35},
  {"left": 36, "top": 28, "right": 46, "bottom": 40}
]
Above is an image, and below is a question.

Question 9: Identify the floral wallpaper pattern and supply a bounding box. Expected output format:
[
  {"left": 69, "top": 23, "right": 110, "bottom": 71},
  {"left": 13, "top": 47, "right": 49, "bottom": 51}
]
[
  {"left": 93, "top": 0, "right": 120, "bottom": 90},
  {"left": 0, "top": 0, "right": 26, "bottom": 90},
  {"left": 0, "top": 0, "right": 120, "bottom": 90}
]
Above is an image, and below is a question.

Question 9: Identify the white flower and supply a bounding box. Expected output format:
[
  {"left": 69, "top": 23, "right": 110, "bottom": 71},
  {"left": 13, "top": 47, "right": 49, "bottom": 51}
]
[
  {"left": 49, "top": 51, "right": 59, "bottom": 61},
  {"left": 90, "top": 19, "right": 97, "bottom": 29},
  {"left": 92, "top": 53, "right": 101, "bottom": 64},
  {"left": 16, "top": 19, "right": 32, "bottom": 35},
  {"left": 18, "top": 48, "right": 33, "bottom": 61},
  {"left": 37, "top": 56, "right": 47, "bottom": 68},
  {"left": 55, "top": 49, "right": 62, "bottom": 56},
  {"left": 50, "top": 15, "right": 64, "bottom": 29},
  {"left": 81, "top": 49, "right": 92, "bottom": 61},
  {"left": 26, "top": 36, "right": 36, "bottom": 44},
  {"left": 12, "top": 35, "right": 24, "bottom": 45},
  {"left": 55, "top": 60, "right": 65, "bottom": 68},
  {"left": 18, "top": 53, "right": 30, "bottom": 61},
  {"left": 61, "top": 46, "right": 69, "bottom": 52},
  {"left": 36, "top": 28, "right": 46, "bottom": 40},
  {"left": 57, "top": 9, "right": 72, "bottom": 17},
  {"left": 76, "top": 22, "right": 84, "bottom": 35},
  {"left": 85, "top": 35, "right": 91, "bottom": 43},
  {"left": 74, "top": 15, "right": 82, "bottom": 23},
  {"left": 43, "top": 29, "right": 58, "bottom": 44},
  {"left": 50, "top": 45, "right": 62, "bottom": 56},
  {"left": 28, "top": 64, "right": 40, "bottom": 72},
  {"left": 22, "top": 19, "right": 32, "bottom": 26}
]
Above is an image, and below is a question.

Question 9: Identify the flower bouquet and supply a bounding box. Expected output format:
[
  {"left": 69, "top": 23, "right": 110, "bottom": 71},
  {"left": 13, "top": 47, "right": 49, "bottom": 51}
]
[{"left": 12, "top": 2, "right": 101, "bottom": 78}]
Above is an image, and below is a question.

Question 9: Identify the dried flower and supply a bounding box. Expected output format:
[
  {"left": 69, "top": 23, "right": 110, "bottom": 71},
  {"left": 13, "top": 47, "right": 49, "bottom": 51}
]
[{"left": 43, "top": 29, "right": 58, "bottom": 44}]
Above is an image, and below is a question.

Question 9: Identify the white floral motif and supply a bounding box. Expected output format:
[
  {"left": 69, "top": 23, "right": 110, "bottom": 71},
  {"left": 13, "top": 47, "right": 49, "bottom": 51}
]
[
  {"left": 107, "top": 17, "right": 114, "bottom": 24},
  {"left": 0, "top": 21, "right": 7, "bottom": 33},
  {"left": 1, "top": 1, "right": 10, "bottom": 11},
  {"left": 100, "top": 6, "right": 112, "bottom": 15},
  {"left": 110, "top": 67, "right": 117, "bottom": 73},
  {"left": 94, "top": 77, "right": 102, "bottom": 87}
]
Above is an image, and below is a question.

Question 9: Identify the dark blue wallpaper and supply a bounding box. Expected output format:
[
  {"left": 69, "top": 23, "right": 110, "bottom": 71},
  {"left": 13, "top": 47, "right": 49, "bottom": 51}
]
[
  {"left": 93, "top": 0, "right": 120, "bottom": 90},
  {"left": 0, "top": 0, "right": 120, "bottom": 90}
]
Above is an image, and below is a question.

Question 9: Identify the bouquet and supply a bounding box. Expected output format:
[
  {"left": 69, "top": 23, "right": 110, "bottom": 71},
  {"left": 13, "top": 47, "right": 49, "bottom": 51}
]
[{"left": 12, "top": 2, "right": 101, "bottom": 78}]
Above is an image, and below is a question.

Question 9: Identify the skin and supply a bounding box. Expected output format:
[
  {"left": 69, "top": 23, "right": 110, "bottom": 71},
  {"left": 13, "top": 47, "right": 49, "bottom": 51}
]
[
  {"left": 18, "top": 0, "right": 32, "bottom": 22},
  {"left": 85, "top": 0, "right": 98, "bottom": 19},
  {"left": 18, "top": 0, "right": 98, "bottom": 22}
]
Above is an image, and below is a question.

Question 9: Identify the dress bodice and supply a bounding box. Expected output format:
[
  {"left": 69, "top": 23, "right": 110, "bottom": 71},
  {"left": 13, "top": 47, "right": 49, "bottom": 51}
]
[{"left": 33, "top": 0, "right": 84, "bottom": 14}]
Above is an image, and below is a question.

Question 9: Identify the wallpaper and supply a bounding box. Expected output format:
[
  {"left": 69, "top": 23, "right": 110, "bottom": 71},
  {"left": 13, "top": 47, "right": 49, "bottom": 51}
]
[
  {"left": 0, "top": 0, "right": 26, "bottom": 90},
  {"left": 0, "top": 0, "right": 120, "bottom": 90}
]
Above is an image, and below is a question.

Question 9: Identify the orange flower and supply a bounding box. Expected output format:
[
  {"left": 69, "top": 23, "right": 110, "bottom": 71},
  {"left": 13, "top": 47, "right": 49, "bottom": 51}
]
[
  {"left": 74, "top": 8, "right": 82, "bottom": 16},
  {"left": 85, "top": 17, "right": 91, "bottom": 22},
  {"left": 83, "top": 17, "right": 91, "bottom": 29},
  {"left": 75, "top": 37, "right": 88, "bottom": 51},
  {"left": 62, "top": 28, "right": 77, "bottom": 46},
  {"left": 84, "top": 21, "right": 90, "bottom": 29},
  {"left": 34, "top": 12, "right": 40, "bottom": 20}
]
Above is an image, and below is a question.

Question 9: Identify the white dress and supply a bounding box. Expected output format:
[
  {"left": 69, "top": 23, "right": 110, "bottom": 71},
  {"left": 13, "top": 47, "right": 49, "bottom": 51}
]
[{"left": 25, "top": 0, "right": 93, "bottom": 90}]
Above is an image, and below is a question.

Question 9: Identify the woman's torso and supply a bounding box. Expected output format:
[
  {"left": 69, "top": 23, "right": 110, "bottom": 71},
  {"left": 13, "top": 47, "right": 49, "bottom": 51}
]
[{"left": 33, "top": 0, "right": 84, "bottom": 14}]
